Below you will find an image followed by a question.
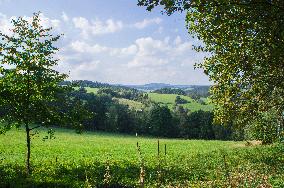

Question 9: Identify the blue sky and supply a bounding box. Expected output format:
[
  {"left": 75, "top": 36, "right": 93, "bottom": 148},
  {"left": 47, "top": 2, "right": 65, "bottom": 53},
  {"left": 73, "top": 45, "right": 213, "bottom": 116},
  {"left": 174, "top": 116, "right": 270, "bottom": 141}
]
[{"left": 0, "top": 0, "right": 210, "bottom": 85}]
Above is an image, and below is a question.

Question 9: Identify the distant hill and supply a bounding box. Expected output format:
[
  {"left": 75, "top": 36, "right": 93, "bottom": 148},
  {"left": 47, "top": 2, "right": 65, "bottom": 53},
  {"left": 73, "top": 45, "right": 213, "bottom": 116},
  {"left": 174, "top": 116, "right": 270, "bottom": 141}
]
[
  {"left": 66, "top": 80, "right": 211, "bottom": 92},
  {"left": 124, "top": 83, "right": 203, "bottom": 91},
  {"left": 70, "top": 80, "right": 212, "bottom": 111}
]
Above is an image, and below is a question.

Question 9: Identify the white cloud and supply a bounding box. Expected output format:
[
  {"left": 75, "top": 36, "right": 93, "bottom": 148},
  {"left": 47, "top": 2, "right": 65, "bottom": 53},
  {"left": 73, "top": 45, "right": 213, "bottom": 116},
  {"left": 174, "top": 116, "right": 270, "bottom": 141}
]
[
  {"left": 70, "top": 41, "right": 109, "bottom": 54},
  {"left": 133, "top": 17, "right": 162, "bottom": 29},
  {"left": 0, "top": 13, "right": 12, "bottom": 35},
  {"left": 61, "top": 36, "right": 194, "bottom": 74},
  {"left": 72, "top": 17, "right": 124, "bottom": 38},
  {"left": 71, "top": 16, "right": 163, "bottom": 38},
  {"left": 119, "top": 45, "right": 138, "bottom": 56},
  {"left": 126, "top": 36, "right": 192, "bottom": 68},
  {"left": 68, "top": 40, "right": 137, "bottom": 58},
  {"left": 61, "top": 12, "right": 69, "bottom": 22}
]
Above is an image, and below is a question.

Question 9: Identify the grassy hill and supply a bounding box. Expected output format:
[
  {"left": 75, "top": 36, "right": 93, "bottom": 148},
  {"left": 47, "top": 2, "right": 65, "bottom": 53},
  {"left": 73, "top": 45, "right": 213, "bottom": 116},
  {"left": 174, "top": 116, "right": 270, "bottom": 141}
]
[
  {"left": 148, "top": 93, "right": 213, "bottom": 111},
  {"left": 0, "top": 127, "right": 283, "bottom": 187},
  {"left": 115, "top": 98, "right": 144, "bottom": 110},
  {"left": 85, "top": 87, "right": 99, "bottom": 94},
  {"left": 82, "top": 86, "right": 213, "bottom": 112},
  {"left": 74, "top": 87, "right": 99, "bottom": 94}
]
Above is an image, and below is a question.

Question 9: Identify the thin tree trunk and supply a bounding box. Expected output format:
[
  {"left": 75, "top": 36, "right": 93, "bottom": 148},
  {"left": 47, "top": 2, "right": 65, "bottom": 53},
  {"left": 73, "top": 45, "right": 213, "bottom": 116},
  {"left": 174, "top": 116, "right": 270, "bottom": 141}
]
[
  {"left": 25, "top": 123, "right": 31, "bottom": 175},
  {"left": 280, "top": 113, "right": 284, "bottom": 141}
]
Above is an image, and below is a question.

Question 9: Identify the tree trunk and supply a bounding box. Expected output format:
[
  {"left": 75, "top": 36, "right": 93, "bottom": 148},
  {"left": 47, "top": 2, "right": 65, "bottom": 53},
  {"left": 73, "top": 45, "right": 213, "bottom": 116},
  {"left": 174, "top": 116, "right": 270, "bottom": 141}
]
[{"left": 25, "top": 123, "right": 31, "bottom": 175}]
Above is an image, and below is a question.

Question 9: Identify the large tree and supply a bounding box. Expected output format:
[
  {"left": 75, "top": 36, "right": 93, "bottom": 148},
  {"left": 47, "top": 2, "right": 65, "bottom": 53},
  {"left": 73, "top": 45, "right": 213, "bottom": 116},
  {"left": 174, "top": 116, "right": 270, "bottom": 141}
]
[
  {"left": 138, "top": 0, "right": 284, "bottom": 142},
  {"left": 0, "top": 13, "right": 68, "bottom": 174}
]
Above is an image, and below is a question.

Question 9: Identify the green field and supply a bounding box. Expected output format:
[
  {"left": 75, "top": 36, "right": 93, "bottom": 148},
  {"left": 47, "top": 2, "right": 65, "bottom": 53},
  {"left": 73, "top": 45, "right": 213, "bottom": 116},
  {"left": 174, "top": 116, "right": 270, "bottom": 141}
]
[
  {"left": 74, "top": 87, "right": 100, "bottom": 94},
  {"left": 0, "top": 128, "right": 283, "bottom": 187},
  {"left": 85, "top": 87, "right": 100, "bottom": 94},
  {"left": 116, "top": 98, "right": 144, "bottom": 110},
  {"left": 148, "top": 93, "right": 213, "bottom": 111}
]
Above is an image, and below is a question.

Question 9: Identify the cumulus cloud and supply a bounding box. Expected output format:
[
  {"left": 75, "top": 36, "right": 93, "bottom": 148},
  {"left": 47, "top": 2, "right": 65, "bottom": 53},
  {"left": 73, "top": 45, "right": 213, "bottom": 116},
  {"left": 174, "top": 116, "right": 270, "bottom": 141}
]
[
  {"left": 133, "top": 17, "right": 162, "bottom": 29},
  {"left": 127, "top": 36, "right": 192, "bottom": 68},
  {"left": 56, "top": 34, "right": 207, "bottom": 84},
  {"left": 72, "top": 17, "right": 124, "bottom": 38},
  {"left": 68, "top": 41, "right": 137, "bottom": 57},
  {"left": 71, "top": 16, "right": 163, "bottom": 38}
]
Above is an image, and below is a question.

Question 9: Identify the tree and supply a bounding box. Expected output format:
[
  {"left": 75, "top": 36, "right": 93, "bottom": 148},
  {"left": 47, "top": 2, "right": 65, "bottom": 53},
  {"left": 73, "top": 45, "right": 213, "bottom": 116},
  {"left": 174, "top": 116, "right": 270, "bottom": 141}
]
[
  {"left": 138, "top": 0, "right": 284, "bottom": 142},
  {"left": 148, "top": 105, "right": 178, "bottom": 137},
  {"left": 175, "top": 95, "right": 188, "bottom": 104},
  {"left": 0, "top": 13, "right": 68, "bottom": 175}
]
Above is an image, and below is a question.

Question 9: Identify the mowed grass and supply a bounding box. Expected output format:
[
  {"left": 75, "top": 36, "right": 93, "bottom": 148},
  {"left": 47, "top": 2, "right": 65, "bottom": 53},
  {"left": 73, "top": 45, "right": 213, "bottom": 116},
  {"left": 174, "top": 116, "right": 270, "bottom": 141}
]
[
  {"left": 148, "top": 93, "right": 213, "bottom": 111},
  {"left": 0, "top": 128, "right": 283, "bottom": 187}
]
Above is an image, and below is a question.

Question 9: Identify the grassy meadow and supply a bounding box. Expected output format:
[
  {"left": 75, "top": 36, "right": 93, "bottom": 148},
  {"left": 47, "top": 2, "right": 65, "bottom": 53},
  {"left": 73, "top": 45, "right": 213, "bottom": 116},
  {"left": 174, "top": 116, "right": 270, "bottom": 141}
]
[
  {"left": 74, "top": 87, "right": 100, "bottom": 94},
  {"left": 0, "top": 127, "right": 283, "bottom": 187},
  {"left": 147, "top": 93, "right": 213, "bottom": 112},
  {"left": 116, "top": 98, "right": 145, "bottom": 110}
]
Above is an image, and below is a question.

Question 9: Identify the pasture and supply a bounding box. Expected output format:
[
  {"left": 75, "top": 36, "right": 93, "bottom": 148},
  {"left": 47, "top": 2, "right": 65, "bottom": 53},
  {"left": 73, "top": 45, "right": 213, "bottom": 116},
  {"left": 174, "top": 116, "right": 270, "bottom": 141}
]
[
  {"left": 147, "top": 93, "right": 213, "bottom": 112},
  {"left": 0, "top": 127, "right": 283, "bottom": 187}
]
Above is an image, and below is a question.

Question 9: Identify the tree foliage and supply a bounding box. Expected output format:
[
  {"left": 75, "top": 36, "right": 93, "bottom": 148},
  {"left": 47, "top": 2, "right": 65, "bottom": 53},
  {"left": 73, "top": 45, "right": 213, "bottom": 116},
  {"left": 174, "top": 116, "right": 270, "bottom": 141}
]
[
  {"left": 138, "top": 0, "right": 284, "bottom": 142},
  {"left": 0, "top": 12, "right": 68, "bottom": 129},
  {"left": 0, "top": 12, "right": 70, "bottom": 174}
]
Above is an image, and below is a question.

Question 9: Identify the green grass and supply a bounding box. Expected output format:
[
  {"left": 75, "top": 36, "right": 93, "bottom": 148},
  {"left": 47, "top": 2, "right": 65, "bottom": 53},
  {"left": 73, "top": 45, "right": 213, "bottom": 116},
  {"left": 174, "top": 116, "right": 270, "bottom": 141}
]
[
  {"left": 0, "top": 127, "right": 283, "bottom": 187},
  {"left": 84, "top": 87, "right": 100, "bottom": 94},
  {"left": 116, "top": 98, "right": 144, "bottom": 110},
  {"left": 148, "top": 93, "right": 213, "bottom": 111},
  {"left": 74, "top": 87, "right": 100, "bottom": 94}
]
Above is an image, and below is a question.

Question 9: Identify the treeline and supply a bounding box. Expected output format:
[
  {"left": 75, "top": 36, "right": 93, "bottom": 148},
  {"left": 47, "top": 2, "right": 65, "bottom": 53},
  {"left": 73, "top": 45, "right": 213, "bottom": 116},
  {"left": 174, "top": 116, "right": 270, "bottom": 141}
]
[
  {"left": 70, "top": 88, "right": 234, "bottom": 140},
  {"left": 60, "top": 80, "right": 111, "bottom": 88},
  {"left": 153, "top": 86, "right": 210, "bottom": 100},
  {"left": 153, "top": 88, "right": 186, "bottom": 95},
  {"left": 63, "top": 80, "right": 148, "bottom": 102},
  {"left": 186, "top": 86, "right": 210, "bottom": 100}
]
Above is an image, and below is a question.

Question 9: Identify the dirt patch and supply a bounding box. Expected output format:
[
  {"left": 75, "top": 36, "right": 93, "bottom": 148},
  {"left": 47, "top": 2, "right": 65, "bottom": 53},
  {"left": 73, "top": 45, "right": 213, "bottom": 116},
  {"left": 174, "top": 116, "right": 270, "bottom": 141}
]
[{"left": 245, "top": 140, "right": 262, "bottom": 146}]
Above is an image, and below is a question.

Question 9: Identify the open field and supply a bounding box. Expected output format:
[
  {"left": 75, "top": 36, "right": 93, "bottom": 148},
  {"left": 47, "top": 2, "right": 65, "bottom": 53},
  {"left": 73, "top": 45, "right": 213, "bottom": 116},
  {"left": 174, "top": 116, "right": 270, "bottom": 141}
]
[
  {"left": 116, "top": 98, "right": 144, "bottom": 110},
  {"left": 148, "top": 93, "right": 213, "bottom": 112},
  {"left": 0, "top": 128, "right": 283, "bottom": 187},
  {"left": 74, "top": 87, "right": 100, "bottom": 94}
]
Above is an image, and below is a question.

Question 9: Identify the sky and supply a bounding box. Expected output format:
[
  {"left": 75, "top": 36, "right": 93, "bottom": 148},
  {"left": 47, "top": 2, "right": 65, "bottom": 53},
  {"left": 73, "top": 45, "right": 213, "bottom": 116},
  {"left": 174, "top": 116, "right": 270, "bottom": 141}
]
[{"left": 0, "top": 0, "right": 210, "bottom": 85}]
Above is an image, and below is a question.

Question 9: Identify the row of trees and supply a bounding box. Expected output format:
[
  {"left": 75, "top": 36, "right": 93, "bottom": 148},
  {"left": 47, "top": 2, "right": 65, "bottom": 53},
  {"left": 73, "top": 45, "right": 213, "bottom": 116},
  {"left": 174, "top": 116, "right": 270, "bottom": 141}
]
[
  {"left": 152, "top": 86, "right": 210, "bottom": 100},
  {"left": 153, "top": 88, "right": 187, "bottom": 95}
]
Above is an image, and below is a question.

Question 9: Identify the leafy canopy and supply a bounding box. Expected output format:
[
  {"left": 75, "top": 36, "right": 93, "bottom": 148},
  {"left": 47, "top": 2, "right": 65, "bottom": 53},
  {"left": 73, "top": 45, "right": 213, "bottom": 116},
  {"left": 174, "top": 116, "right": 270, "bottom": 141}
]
[
  {"left": 138, "top": 1, "right": 284, "bottom": 133},
  {"left": 0, "top": 12, "right": 68, "bottom": 132}
]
